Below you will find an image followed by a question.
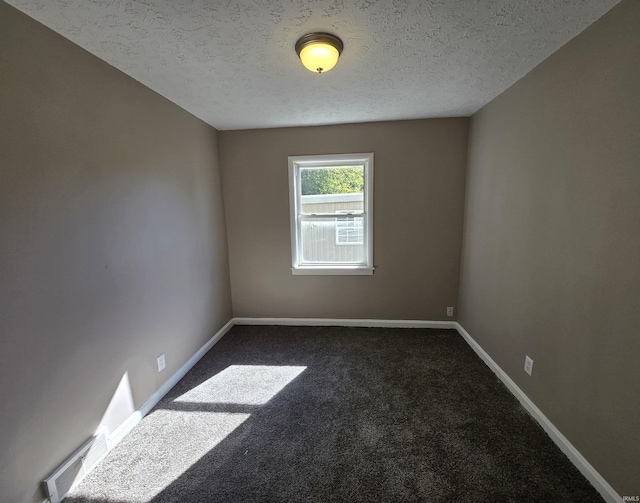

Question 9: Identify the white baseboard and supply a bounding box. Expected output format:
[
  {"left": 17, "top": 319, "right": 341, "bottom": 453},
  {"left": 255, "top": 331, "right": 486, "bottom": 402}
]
[
  {"left": 454, "top": 322, "right": 622, "bottom": 503},
  {"left": 233, "top": 317, "right": 457, "bottom": 329},
  {"left": 109, "top": 409, "right": 143, "bottom": 448},
  {"left": 109, "top": 319, "right": 234, "bottom": 448}
]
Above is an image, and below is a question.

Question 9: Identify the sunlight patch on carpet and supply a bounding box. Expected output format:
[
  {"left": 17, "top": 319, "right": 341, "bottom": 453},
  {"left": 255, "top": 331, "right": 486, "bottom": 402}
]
[
  {"left": 72, "top": 411, "right": 250, "bottom": 502},
  {"left": 174, "top": 365, "right": 307, "bottom": 405},
  {"left": 69, "top": 365, "right": 308, "bottom": 501}
]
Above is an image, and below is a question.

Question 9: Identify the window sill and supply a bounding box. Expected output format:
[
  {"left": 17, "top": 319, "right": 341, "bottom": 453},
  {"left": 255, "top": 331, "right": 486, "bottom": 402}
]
[{"left": 291, "top": 266, "right": 375, "bottom": 276}]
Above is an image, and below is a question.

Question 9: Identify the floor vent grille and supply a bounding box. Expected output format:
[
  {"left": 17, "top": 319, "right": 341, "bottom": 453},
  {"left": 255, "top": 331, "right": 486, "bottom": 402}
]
[{"left": 42, "top": 428, "right": 110, "bottom": 503}]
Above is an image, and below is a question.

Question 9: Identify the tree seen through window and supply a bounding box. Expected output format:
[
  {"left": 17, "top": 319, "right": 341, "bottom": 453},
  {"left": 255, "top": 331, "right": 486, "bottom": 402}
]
[{"left": 300, "top": 166, "right": 364, "bottom": 195}]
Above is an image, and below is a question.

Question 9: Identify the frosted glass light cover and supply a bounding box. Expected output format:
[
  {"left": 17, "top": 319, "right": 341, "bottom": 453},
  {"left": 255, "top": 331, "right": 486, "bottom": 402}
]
[{"left": 299, "top": 43, "right": 340, "bottom": 73}]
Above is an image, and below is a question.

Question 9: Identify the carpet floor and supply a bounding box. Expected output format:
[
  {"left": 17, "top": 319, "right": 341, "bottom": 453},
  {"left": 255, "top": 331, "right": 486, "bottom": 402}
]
[{"left": 66, "top": 325, "right": 604, "bottom": 502}]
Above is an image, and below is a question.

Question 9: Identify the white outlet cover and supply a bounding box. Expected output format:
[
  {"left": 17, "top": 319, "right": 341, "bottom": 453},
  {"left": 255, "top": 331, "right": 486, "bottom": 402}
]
[
  {"left": 446, "top": 307, "right": 454, "bottom": 317},
  {"left": 157, "top": 354, "right": 166, "bottom": 372},
  {"left": 524, "top": 356, "right": 534, "bottom": 376}
]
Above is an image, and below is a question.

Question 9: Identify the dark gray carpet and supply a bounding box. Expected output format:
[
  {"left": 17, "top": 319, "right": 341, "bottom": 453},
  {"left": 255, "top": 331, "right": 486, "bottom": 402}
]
[{"left": 66, "top": 326, "right": 604, "bottom": 502}]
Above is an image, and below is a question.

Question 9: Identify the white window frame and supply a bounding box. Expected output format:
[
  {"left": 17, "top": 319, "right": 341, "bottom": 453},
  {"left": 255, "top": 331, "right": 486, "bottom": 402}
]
[{"left": 288, "top": 153, "right": 374, "bottom": 275}]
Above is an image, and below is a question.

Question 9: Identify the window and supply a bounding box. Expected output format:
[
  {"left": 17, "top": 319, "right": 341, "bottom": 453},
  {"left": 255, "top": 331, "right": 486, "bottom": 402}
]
[{"left": 288, "top": 153, "right": 374, "bottom": 275}]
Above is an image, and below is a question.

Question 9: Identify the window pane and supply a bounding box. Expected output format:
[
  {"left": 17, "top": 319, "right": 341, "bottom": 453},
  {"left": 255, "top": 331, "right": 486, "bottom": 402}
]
[
  {"left": 336, "top": 216, "right": 364, "bottom": 245},
  {"left": 300, "top": 165, "right": 364, "bottom": 215},
  {"left": 300, "top": 216, "right": 365, "bottom": 264}
]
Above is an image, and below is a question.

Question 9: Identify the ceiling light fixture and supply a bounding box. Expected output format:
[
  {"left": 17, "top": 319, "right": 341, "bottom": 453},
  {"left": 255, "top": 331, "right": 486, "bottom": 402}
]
[{"left": 295, "top": 33, "right": 343, "bottom": 74}]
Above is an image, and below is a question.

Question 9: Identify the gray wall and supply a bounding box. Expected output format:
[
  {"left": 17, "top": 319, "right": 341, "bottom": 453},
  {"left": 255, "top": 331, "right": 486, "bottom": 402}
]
[
  {"left": 219, "top": 119, "right": 469, "bottom": 320},
  {"left": 458, "top": 0, "right": 640, "bottom": 496},
  {"left": 0, "top": 4, "right": 232, "bottom": 502},
  {"left": 4, "top": 0, "right": 636, "bottom": 499}
]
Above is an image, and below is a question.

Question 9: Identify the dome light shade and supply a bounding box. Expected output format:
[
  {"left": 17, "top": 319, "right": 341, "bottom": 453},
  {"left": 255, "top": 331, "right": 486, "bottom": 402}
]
[{"left": 295, "top": 33, "right": 343, "bottom": 74}]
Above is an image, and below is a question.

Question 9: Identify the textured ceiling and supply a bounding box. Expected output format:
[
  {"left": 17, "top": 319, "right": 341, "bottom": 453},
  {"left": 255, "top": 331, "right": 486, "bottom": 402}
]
[{"left": 6, "top": 0, "right": 620, "bottom": 130}]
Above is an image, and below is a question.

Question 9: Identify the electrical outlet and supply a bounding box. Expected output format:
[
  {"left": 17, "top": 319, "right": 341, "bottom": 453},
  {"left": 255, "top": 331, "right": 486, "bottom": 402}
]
[
  {"left": 446, "top": 306, "right": 454, "bottom": 317},
  {"left": 157, "top": 354, "right": 166, "bottom": 372},
  {"left": 524, "top": 356, "right": 533, "bottom": 376}
]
